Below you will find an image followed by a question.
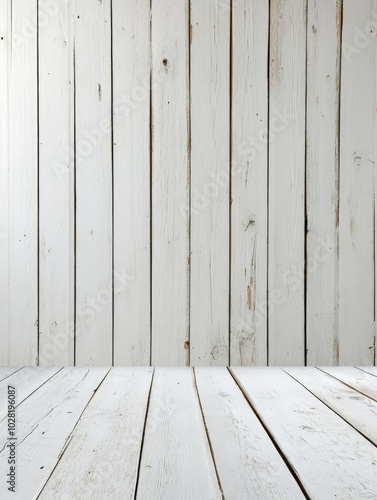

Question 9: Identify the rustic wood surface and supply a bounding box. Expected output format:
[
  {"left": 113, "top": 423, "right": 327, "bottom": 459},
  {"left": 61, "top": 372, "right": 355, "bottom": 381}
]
[{"left": 0, "top": 367, "right": 376, "bottom": 499}]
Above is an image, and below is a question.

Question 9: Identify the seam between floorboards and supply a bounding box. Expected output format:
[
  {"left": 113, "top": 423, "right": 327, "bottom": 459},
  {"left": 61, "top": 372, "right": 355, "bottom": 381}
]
[
  {"left": 355, "top": 366, "right": 377, "bottom": 378},
  {"left": 0, "top": 367, "right": 23, "bottom": 383},
  {"left": 193, "top": 367, "right": 225, "bottom": 499},
  {"left": 35, "top": 367, "right": 112, "bottom": 499},
  {"left": 227, "top": 367, "right": 311, "bottom": 499}
]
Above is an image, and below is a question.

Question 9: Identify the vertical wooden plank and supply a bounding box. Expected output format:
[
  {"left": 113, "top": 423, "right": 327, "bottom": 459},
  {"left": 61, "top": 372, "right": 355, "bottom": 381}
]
[
  {"left": 113, "top": 0, "right": 150, "bottom": 366},
  {"left": 230, "top": 0, "right": 269, "bottom": 365},
  {"left": 39, "top": 0, "right": 75, "bottom": 366},
  {"left": 339, "top": 0, "right": 377, "bottom": 364},
  {"left": 306, "top": 0, "right": 341, "bottom": 365},
  {"left": 75, "top": 0, "right": 112, "bottom": 365},
  {"left": 268, "top": 0, "right": 306, "bottom": 365},
  {"left": 8, "top": 0, "right": 38, "bottom": 365},
  {"left": 0, "top": 0, "right": 10, "bottom": 365},
  {"left": 191, "top": 0, "right": 230, "bottom": 366},
  {"left": 151, "top": 0, "right": 190, "bottom": 366},
  {"left": 195, "top": 368, "right": 305, "bottom": 499}
]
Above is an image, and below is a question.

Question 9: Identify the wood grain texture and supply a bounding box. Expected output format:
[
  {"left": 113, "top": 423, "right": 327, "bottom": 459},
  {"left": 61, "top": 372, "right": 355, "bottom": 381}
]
[
  {"left": 0, "top": 0, "right": 10, "bottom": 365},
  {"left": 320, "top": 366, "right": 377, "bottom": 401},
  {"left": 195, "top": 367, "right": 305, "bottom": 499},
  {"left": 357, "top": 366, "right": 377, "bottom": 377},
  {"left": 151, "top": 0, "right": 190, "bottom": 366},
  {"left": 0, "top": 1, "right": 376, "bottom": 368},
  {"left": 268, "top": 0, "right": 306, "bottom": 365},
  {"left": 75, "top": 0, "right": 113, "bottom": 365},
  {"left": 0, "top": 367, "right": 60, "bottom": 420},
  {"left": 0, "top": 367, "right": 109, "bottom": 500},
  {"left": 38, "top": 0, "right": 75, "bottom": 366},
  {"left": 0, "top": 368, "right": 21, "bottom": 383},
  {"left": 230, "top": 0, "right": 269, "bottom": 366},
  {"left": 231, "top": 367, "right": 377, "bottom": 499},
  {"left": 190, "top": 0, "right": 230, "bottom": 366},
  {"left": 113, "top": 0, "right": 151, "bottom": 366},
  {"left": 339, "top": 0, "right": 377, "bottom": 364},
  {"left": 8, "top": 0, "right": 38, "bottom": 365},
  {"left": 285, "top": 366, "right": 377, "bottom": 445},
  {"left": 137, "top": 368, "right": 222, "bottom": 499},
  {"left": 39, "top": 368, "right": 153, "bottom": 499},
  {"left": 306, "top": 0, "right": 341, "bottom": 365}
]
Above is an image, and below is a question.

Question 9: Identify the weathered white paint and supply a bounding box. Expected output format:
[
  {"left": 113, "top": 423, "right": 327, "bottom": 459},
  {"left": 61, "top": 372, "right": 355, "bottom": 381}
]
[
  {"left": 339, "top": 0, "right": 377, "bottom": 365},
  {"left": 137, "top": 368, "right": 222, "bottom": 499},
  {"left": 113, "top": 0, "right": 151, "bottom": 366},
  {"left": 0, "top": 1, "right": 376, "bottom": 368},
  {"left": 0, "top": 367, "right": 60, "bottom": 420},
  {"left": 231, "top": 367, "right": 377, "bottom": 499},
  {"left": 306, "top": 0, "right": 341, "bottom": 365},
  {"left": 320, "top": 366, "right": 377, "bottom": 401},
  {"left": 39, "top": 0, "right": 75, "bottom": 366},
  {"left": 268, "top": 0, "right": 307, "bottom": 365},
  {"left": 190, "top": 0, "right": 230, "bottom": 366},
  {"left": 0, "top": 0, "right": 10, "bottom": 366},
  {"left": 75, "top": 0, "right": 113, "bottom": 365},
  {"left": 151, "top": 0, "right": 190, "bottom": 366},
  {"left": 195, "top": 367, "right": 304, "bottom": 499},
  {"left": 8, "top": 0, "right": 39, "bottom": 365},
  {"left": 285, "top": 366, "right": 377, "bottom": 445},
  {"left": 230, "top": 0, "right": 269, "bottom": 366},
  {"left": 0, "top": 367, "right": 109, "bottom": 500},
  {"left": 4, "top": 366, "right": 377, "bottom": 497},
  {"left": 39, "top": 368, "right": 153, "bottom": 499}
]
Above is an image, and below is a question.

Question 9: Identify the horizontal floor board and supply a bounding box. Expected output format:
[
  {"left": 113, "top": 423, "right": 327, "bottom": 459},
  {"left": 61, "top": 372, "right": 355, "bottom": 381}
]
[
  {"left": 0, "top": 367, "right": 60, "bottom": 422},
  {"left": 320, "top": 366, "right": 377, "bottom": 402},
  {"left": 136, "top": 368, "right": 222, "bottom": 499},
  {"left": 195, "top": 367, "right": 304, "bottom": 499},
  {"left": 39, "top": 367, "right": 154, "bottom": 499},
  {"left": 231, "top": 367, "right": 377, "bottom": 499},
  {"left": 0, "top": 367, "right": 109, "bottom": 500}
]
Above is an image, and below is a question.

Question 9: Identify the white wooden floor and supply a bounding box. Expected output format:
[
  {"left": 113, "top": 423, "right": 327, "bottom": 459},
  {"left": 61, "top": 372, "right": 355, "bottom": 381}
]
[{"left": 0, "top": 367, "right": 376, "bottom": 499}]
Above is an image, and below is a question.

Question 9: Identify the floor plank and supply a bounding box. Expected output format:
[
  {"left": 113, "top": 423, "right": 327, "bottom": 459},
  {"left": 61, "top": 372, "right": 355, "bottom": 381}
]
[
  {"left": 268, "top": 0, "right": 306, "bottom": 365},
  {"left": 151, "top": 0, "right": 190, "bottom": 366},
  {"left": 39, "top": 368, "right": 153, "bottom": 500},
  {"left": 320, "top": 366, "right": 377, "bottom": 402},
  {"left": 0, "top": 367, "right": 60, "bottom": 421},
  {"left": 285, "top": 366, "right": 377, "bottom": 445},
  {"left": 0, "top": 368, "right": 21, "bottom": 382},
  {"left": 339, "top": 0, "right": 377, "bottom": 364},
  {"left": 190, "top": 0, "right": 230, "bottom": 366},
  {"left": 195, "top": 368, "right": 304, "bottom": 499},
  {"left": 38, "top": 0, "right": 75, "bottom": 366},
  {"left": 231, "top": 367, "right": 377, "bottom": 499},
  {"left": 8, "top": 0, "right": 38, "bottom": 365},
  {"left": 112, "top": 0, "right": 151, "bottom": 366},
  {"left": 75, "top": 0, "right": 113, "bottom": 365},
  {"left": 357, "top": 366, "right": 377, "bottom": 377},
  {"left": 230, "top": 0, "right": 268, "bottom": 366},
  {"left": 0, "top": 367, "right": 109, "bottom": 500},
  {"left": 136, "top": 368, "right": 222, "bottom": 499}
]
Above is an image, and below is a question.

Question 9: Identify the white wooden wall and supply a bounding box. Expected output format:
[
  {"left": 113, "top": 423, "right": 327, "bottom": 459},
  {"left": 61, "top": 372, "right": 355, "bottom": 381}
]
[{"left": 0, "top": 0, "right": 376, "bottom": 367}]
